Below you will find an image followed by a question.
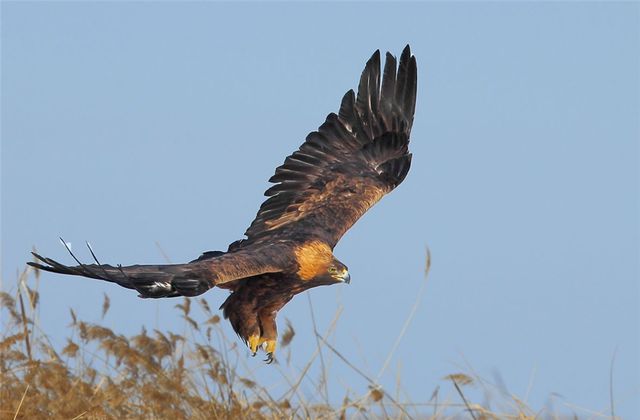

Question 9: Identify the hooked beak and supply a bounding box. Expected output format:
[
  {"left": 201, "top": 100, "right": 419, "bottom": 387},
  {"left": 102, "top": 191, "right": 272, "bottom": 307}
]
[{"left": 340, "top": 270, "right": 351, "bottom": 284}]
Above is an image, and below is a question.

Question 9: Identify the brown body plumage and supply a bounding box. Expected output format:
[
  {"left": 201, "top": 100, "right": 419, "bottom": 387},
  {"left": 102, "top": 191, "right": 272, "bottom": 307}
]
[{"left": 28, "top": 46, "right": 418, "bottom": 363}]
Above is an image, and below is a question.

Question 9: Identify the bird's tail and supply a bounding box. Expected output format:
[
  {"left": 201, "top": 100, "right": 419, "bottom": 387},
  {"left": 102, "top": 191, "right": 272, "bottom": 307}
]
[{"left": 28, "top": 241, "right": 212, "bottom": 298}]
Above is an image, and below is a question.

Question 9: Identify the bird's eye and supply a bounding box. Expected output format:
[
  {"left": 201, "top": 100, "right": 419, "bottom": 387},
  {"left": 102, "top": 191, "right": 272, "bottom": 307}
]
[{"left": 328, "top": 266, "right": 337, "bottom": 274}]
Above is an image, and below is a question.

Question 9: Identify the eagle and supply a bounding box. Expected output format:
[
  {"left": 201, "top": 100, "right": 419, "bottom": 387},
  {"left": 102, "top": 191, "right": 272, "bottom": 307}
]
[{"left": 28, "top": 46, "right": 417, "bottom": 363}]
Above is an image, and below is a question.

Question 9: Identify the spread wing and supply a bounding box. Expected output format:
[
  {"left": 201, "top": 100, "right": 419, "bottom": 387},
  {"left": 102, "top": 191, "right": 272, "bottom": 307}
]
[
  {"left": 244, "top": 45, "right": 417, "bottom": 248},
  {"left": 28, "top": 241, "right": 287, "bottom": 298}
]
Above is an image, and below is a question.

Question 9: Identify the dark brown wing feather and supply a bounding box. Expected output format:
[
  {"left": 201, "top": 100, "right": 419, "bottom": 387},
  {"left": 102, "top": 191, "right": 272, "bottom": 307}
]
[
  {"left": 28, "top": 243, "right": 288, "bottom": 298},
  {"left": 244, "top": 45, "right": 417, "bottom": 247}
]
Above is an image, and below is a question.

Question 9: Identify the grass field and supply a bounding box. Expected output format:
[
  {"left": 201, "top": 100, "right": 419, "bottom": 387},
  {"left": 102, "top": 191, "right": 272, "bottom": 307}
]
[{"left": 0, "top": 264, "right": 616, "bottom": 420}]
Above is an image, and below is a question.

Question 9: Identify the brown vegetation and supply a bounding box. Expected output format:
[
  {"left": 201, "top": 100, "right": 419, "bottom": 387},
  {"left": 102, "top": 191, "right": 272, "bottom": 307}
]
[{"left": 0, "top": 265, "right": 609, "bottom": 419}]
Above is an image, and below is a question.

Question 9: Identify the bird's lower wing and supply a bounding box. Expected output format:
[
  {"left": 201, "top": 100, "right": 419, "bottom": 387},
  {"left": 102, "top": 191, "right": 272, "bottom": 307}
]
[{"left": 29, "top": 243, "right": 284, "bottom": 298}]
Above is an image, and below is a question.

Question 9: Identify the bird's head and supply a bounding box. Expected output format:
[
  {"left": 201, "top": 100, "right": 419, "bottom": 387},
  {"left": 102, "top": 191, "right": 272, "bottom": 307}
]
[
  {"left": 306, "top": 257, "right": 350, "bottom": 287},
  {"left": 294, "top": 241, "right": 351, "bottom": 286},
  {"left": 326, "top": 259, "right": 351, "bottom": 284}
]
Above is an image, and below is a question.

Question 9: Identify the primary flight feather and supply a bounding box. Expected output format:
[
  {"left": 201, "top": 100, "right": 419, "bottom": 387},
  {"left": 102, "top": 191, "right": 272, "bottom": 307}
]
[{"left": 29, "top": 45, "right": 418, "bottom": 363}]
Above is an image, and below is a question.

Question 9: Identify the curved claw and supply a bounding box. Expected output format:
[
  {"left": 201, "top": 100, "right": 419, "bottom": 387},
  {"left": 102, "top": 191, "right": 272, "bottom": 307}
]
[{"left": 264, "top": 352, "right": 274, "bottom": 364}]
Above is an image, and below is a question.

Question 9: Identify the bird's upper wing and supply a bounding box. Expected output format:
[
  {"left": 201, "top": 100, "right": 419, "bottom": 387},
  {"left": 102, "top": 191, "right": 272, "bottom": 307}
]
[{"left": 244, "top": 46, "right": 417, "bottom": 248}]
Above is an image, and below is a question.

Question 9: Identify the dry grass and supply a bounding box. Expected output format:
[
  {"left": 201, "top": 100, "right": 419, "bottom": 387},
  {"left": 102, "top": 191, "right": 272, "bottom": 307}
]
[{"left": 0, "top": 263, "right": 615, "bottom": 420}]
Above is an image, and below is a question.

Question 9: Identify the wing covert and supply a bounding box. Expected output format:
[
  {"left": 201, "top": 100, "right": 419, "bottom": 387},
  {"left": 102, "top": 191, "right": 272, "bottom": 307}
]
[{"left": 243, "top": 46, "right": 417, "bottom": 247}]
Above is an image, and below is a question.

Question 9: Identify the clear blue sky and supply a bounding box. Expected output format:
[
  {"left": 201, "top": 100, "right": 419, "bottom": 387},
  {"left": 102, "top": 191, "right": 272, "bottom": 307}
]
[{"left": 2, "top": 2, "right": 638, "bottom": 418}]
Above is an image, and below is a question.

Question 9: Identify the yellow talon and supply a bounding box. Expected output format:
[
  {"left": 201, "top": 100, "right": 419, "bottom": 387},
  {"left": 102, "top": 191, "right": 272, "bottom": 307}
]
[
  {"left": 248, "top": 334, "right": 261, "bottom": 355},
  {"left": 248, "top": 335, "right": 277, "bottom": 362},
  {"left": 262, "top": 339, "right": 276, "bottom": 355}
]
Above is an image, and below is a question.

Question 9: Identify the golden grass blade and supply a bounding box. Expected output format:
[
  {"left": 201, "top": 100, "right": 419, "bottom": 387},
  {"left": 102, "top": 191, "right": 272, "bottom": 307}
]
[
  {"left": 283, "top": 306, "right": 343, "bottom": 401},
  {"left": 316, "top": 333, "right": 414, "bottom": 420},
  {"left": 306, "top": 292, "right": 330, "bottom": 404},
  {"left": 450, "top": 375, "right": 478, "bottom": 420},
  {"left": 610, "top": 346, "right": 618, "bottom": 420},
  {"left": 17, "top": 290, "right": 32, "bottom": 363},
  {"left": 70, "top": 411, "right": 87, "bottom": 420},
  {"left": 377, "top": 247, "right": 431, "bottom": 381},
  {"left": 12, "top": 384, "right": 29, "bottom": 420},
  {"left": 101, "top": 293, "right": 110, "bottom": 320}
]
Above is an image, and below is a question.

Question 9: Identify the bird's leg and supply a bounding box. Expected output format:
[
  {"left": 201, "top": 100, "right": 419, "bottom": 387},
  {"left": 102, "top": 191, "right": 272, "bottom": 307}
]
[
  {"left": 247, "top": 334, "right": 261, "bottom": 356},
  {"left": 262, "top": 339, "right": 277, "bottom": 364},
  {"left": 258, "top": 310, "right": 278, "bottom": 364}
]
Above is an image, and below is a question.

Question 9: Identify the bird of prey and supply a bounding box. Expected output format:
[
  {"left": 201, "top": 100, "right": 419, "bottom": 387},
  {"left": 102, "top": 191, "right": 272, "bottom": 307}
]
[{"left": 29, "top": 45, "right": 417, "bottom": 363}]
